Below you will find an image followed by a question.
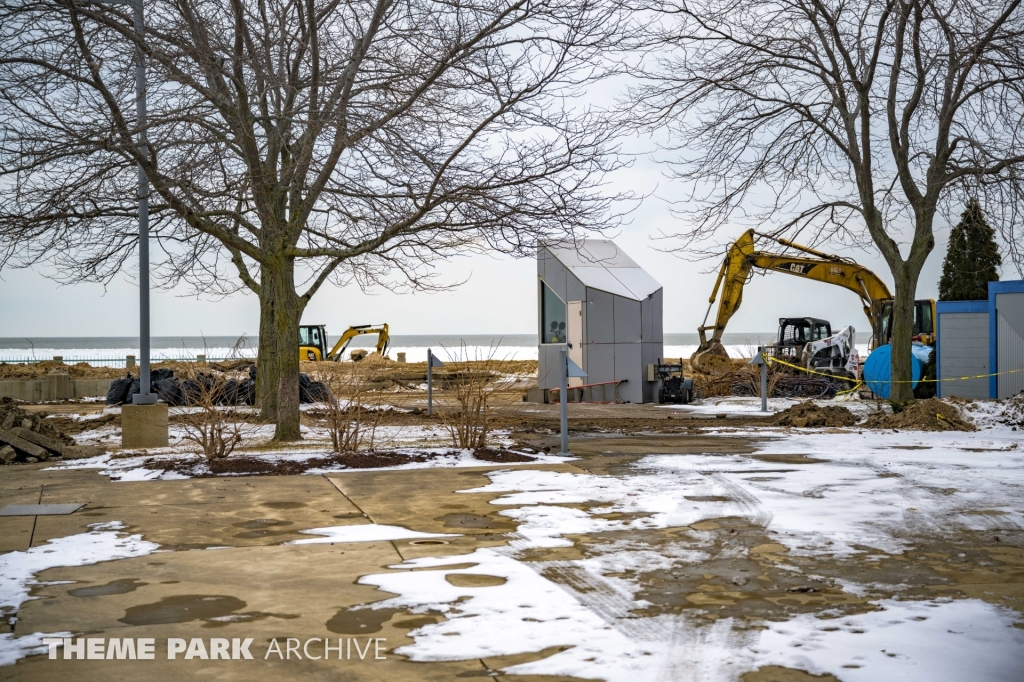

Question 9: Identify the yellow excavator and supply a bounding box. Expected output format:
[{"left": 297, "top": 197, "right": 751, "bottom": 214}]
[
  {"left": 299, "top": 324, "right": 390, "bottom": 362},
  {"left": 692, "top": 230, "right": 935, "bottom": 373}
]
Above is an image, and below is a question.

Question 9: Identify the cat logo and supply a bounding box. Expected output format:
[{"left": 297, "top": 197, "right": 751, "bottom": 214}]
[
  {"left": 775, "top": 262, "right": 815, "bottom": 275},
  {"left": 829, "top": 266, "right": 843, "bottom": 276}
]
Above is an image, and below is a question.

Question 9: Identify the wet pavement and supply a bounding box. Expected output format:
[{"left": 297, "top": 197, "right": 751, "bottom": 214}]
[{"left": 1, "top": 428, "right": 1022, "bottom": 681}]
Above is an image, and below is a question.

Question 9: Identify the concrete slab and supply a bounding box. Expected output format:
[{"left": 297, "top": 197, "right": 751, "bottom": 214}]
[
  {"left": 0, "top": 517, "right": 35, "bottom": 553},
  {"left": 8, "top": 543, "right": 488, "bottom": 681},
  {"left": 325, "top": 464, "right": 581, "bottom": 554},
  {"left": 28, "top": 474, "right": 365, "bottom": 549}
]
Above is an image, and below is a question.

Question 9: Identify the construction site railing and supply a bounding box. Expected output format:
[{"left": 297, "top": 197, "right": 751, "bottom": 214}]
[{"left": 0, "top": 355, "right": 252, "bottom": 369}]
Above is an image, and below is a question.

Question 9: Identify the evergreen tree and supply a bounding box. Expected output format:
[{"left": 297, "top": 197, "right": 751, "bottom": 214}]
[{"left": 938, "top": 200, "right": 1002, "bottom": 300}]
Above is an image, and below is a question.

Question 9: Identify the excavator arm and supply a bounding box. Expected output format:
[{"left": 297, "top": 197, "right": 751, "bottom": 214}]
[
  {"left": 692, "top": 230, "right": 893, "bottom": 373},
  {"left": 325, "top": 324, "right": 390, "bottom": 361}
]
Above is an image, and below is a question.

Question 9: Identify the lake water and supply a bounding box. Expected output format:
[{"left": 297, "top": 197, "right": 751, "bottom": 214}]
[{"left": 0, "top": 332, "right": 873, "bottom": 366}]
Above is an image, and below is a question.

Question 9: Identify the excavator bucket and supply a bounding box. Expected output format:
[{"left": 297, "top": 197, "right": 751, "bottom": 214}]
[{"left": 690, "top": 340, "right": 731, "bottom": 374}]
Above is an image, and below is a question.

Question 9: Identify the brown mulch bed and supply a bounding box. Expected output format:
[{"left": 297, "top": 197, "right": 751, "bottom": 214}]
[
  {"left": 139, "top": 447, "right": 532, "bottom": 477},
  {"left": 471, "top": 448, "right": 536, "bottom": 463},
  {"left": 146, "top": 450, "right": 437, "bottom": 477}
]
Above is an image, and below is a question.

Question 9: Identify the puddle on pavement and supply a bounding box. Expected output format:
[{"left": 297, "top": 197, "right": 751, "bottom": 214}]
[
  {"left": 393, "top": 615, "right": 438, "bottom": 629},
  {"left": 69, "top": 579, "right": 147, "bottom": 598},
  {"left": 120, "top": 595, "right": 247, "bottom": 625},
  {"left": 261, "top": 501, "right": 306, "bottom": 509},
  {"left": 326, "top": 607, "right": 399, "bottom": 634},
  {"left": 751, "top": 454, "right": 827, "bottom": 464},
  {"left": 435, "top": 513, "right": 516, "bottom": 531},
  {"left": 203, "top": 611, "right": 300, "bottom": 628},
  {"left": 233, "top": 518, "right": 297, "bottom": 538},
  {"left": 445, "top": 574, "right": 507, "bottom": 587},
  {"left": 234, "top": 518, "right": 294, "bottom": 529}
]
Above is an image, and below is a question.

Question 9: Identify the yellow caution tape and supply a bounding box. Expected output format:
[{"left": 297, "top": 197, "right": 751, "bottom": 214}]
[
  {"left": 763, "top": 355, "right": 859, "bottom": 382},
  {"left": 762, "top": 354, "right": 1023, "bottom": 385}
]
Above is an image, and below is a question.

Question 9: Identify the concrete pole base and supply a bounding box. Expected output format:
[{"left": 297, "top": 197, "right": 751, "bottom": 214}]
[{"left": 121, "top": 403, "right": 169, "bottom": 449}]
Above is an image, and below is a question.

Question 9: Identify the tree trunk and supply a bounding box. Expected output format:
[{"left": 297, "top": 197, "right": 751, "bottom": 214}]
[
  {"left": 257, "top": 256, "right": 303, "bottom": 441},
  {"left": 889, "top": 264, "right": 917, "bottom": 404}
]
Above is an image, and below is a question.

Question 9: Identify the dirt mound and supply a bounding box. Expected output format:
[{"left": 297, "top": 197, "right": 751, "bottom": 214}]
[
  {"left": 0, "top": 361, "right": 124, "bottom": 380},
  {"left": 772, "top": 401, "right": 858, "bottom": 428},
  {"left": 863, "top": 398, "right": 975, "bottom": 432}
]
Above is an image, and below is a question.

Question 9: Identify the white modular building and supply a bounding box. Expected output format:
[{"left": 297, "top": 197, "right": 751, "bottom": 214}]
[{"left": 537, "top": 240, "right": 664, "bottom": 403}]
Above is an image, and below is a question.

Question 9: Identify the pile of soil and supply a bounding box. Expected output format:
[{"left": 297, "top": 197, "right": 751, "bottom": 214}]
[
  {"left": 772, "top": 401, "right": 858, "bottom": 428},
  {"left": 0, "top": 361, "right": 124, "bottom": 380},
  {"left": 863, "top": 398, "right": 975, "bottom": 432}
]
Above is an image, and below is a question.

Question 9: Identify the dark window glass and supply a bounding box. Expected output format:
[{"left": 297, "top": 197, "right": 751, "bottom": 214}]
[{"left": 541, "top": 281, "right": 567, "bottom": 344}]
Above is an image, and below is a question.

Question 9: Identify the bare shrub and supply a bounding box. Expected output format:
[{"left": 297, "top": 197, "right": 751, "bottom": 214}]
[
  {"left": 436, "top": 344, "right": 522, "bottom": 450},
  {"left": 310, "top": 364, "right": 398, "bottom": 453},
  {"left": 177, "top": 366, "right": 253, "bottom": 460}
]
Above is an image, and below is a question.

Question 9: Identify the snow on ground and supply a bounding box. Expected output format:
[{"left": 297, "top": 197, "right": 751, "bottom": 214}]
[
  {"left": 50, "top": 436, "right": 571, "bottom": 481},
  {"left": 667, "top": 396, "right": 884, "bottom": 418},
  {"left": 358, "top": 420, "right": 1024, "bottom": 681},
  {"left": 289, "top": 524, "right": 458, "bottom": 544},
  {"left": 751, "top": 597, "right": 1024, "bottom": 682},
  {"left": 0, "top": 522, "right": 158, "bottom": 666}
]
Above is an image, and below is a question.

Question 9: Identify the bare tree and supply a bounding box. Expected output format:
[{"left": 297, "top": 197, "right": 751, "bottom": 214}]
[
  {"left": 627, "top": 0, "right": 1024, "bottom": 401},
  {"left": 0, "top": 0, "right": 627, "bottom": 438}
]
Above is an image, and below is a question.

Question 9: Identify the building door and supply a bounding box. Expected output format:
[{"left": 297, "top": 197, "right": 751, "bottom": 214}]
[
  {"left": 997, "top": 293, "right": 1024, "bottom": 399},
  {"left": 567, "top": 301, "right": 583, "bottom": 388}
]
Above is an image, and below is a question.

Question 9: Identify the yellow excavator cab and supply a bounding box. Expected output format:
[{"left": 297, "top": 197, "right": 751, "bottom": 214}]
[{"left": 299, "top": 324, "right": 390, "bottom": 362}]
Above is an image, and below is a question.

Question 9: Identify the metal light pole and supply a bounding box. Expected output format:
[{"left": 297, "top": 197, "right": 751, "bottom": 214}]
[
  {"left": 130, "top": 0, "right": 155, "bottom": 404},
  {"left": 558, "top": 345, "right": 587, "bottom": 456},
  {"left": 95, "top": 0, "right": 155, "bottom": 404},
  {"left": 749, "top": 346, "right": 768, "bottom": 413},
  {"left": 559, "top": 347, "right": 569, "bottom": 454}
]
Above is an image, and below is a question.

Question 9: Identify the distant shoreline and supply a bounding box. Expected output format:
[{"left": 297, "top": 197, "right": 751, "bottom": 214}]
[{"left": 0, "top": 332, "right": 872, "bottom": 350}]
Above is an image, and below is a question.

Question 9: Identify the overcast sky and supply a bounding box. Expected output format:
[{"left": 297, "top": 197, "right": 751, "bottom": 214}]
[
  {"left": 0, "top": 96, "right": 985, "bottom": 339},
  {"left": 0, "top": 163, "right": 959, "bottom": 338}
]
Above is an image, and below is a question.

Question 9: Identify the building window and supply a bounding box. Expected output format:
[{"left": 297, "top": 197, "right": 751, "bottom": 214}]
[{"left": 541, "top": 280, "right": 567, "bottom": 344}]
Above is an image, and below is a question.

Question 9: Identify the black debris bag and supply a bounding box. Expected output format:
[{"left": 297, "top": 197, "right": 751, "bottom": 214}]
[
  {"left": 299, "top": 373, "right": 331, "bottom": 403},
  {"left": 151, "top": 368, "right": 175, "bottom": 382},
  {"left": 236, "top": 378, "right": 256, "bottom": 405},
  {"left": 219, "top": 378, "right": 241, "bottom": 405},
  {"left": 155, "top": 377, "right": 185, "bottom": 406},
  {"left": 106, "top": 374, "right": 134, "bottom": 405},
  {"left": 180, "top": 372, "right": 221, "bottom": 406}
]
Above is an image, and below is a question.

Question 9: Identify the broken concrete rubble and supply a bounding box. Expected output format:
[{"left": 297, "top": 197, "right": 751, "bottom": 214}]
[
  {"left": 0, "top": 396, "right": 81, "bottom": 463},
  {"left": 0, "top": 429, "right": 50, "bottom": 461}
]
